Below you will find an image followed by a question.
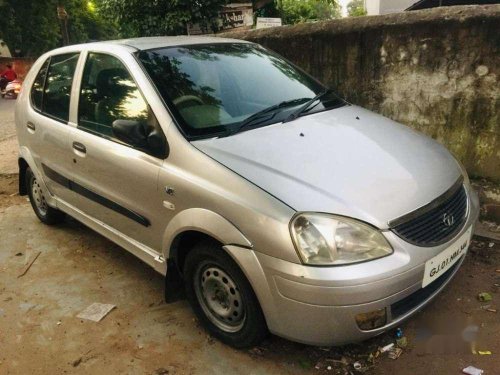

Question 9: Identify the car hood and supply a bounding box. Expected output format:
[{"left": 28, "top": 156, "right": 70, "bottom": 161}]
[{"left": 192, "top": 105, "right": 461, "bottom": 229}]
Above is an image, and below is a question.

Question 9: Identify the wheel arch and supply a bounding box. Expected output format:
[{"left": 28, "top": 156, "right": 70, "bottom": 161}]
[
  {"left": 162, "top": 208, "right": 252, "bottom": 262},
  {"left": 17, "top": 147, "right": 56, "bottom": 207},
  {"left": 162, "top": 208, "right": 252, "bottom": 303}
]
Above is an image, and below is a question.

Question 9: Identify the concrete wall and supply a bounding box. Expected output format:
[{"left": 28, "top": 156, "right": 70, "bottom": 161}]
[{"left": 223, "top": 5, "right": 500, "bottom": 184}]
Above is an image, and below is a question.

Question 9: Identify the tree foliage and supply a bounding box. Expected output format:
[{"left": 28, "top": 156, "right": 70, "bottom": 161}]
[
  {"left": 97, "top": 0, "right": 229, "bottom": 37},
  {"left": 277, "top": 0, "right": 341, "bottom": 25},
  {"left": 0, "top": 0, "right": 116, "bottom": 57},
  {"left": 347, "top": 0, "right": 367, "bottom": 17}
]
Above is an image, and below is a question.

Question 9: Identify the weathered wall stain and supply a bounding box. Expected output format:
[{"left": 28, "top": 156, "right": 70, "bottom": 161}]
[{"left": 223, "top": 5, "right": 500, "bottom": 183}]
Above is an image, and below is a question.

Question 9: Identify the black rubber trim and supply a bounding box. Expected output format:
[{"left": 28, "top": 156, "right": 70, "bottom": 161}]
[
  {"left": 42, "top": 164, "right": 150, "bottom": 227},
  {"left": 388, "top": 176, "right": 464, "bottom": 228}
]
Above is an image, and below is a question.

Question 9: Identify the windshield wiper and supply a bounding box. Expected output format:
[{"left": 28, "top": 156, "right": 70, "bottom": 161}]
[
  {"left": 221, "top": 98, "right": 311, "bottom": 137},
  {"left": 282, "top": 89, "right": 333, "bottom": 123}
]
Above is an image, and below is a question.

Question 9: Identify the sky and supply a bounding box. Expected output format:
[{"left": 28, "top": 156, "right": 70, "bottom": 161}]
[{"left": 339, "top": 0, "right": 350, "bottom": 17}]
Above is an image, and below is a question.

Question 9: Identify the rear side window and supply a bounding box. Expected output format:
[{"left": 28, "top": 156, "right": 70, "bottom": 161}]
[
  {"left": 78, "top": 53, "right": 150, "bottom": 139},
  {"left": 30, "top": 59, "right": 50, "bottom": 111},
  {"left": 42, "top": 53, "right": 79, "bottom": 122}
]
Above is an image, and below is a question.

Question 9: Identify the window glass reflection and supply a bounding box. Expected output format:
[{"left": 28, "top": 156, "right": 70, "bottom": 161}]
[
  {"left": 139, "top": 44, "right": 342, "bottom": 138},
  {"left": 78, "top": 53, "right": 149, "bottom": 140},
  {"left": 43, "top": 53, "right": 79, "bottom": 121},
  {"left": 30, "top": 58, "right": 49, "bottom": 111}
]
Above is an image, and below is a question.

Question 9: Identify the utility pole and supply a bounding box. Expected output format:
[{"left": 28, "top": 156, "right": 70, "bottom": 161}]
[{"left": 57, "top": 4, "right": 70, "bottom": 46}]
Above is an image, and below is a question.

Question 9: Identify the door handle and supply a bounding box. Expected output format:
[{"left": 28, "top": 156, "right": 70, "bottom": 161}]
[
  {"left": 72, "top": 141, "right": 87, "bottom": 154},
  {"left": 27, "top": 122, "right": 36, "bottom": 131}
]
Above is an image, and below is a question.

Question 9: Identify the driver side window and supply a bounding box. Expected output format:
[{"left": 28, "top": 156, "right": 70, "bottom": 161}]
[{"left": 78, "top": 53, "right": 153, "bottom": 144}]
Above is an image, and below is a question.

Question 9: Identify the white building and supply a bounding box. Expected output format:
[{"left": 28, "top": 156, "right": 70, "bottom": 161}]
[{"left": 365, "top": 0, "right": 418, "bottom": 15}]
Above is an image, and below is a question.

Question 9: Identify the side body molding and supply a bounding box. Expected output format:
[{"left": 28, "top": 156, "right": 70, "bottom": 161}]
[{"left": 162, "top": 208, "right": 252, "bottom": 258}]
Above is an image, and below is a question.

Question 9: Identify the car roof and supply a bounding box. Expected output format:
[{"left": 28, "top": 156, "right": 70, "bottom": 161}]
[
  {"left": 109, "top": 36, "right": 251, "bottom": 50},
  {"left": 41, "top": 36, "right": 253, "bottom": 59}
]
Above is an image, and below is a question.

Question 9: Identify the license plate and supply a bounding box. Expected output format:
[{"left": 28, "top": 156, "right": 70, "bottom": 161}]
[{"left": 422, "top": 226, "right": 472, "bottom": 288}]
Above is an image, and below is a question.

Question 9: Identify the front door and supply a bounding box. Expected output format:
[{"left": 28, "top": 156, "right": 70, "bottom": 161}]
[{"left": 64, "top": 52, "right": 169, "bottom": 252}]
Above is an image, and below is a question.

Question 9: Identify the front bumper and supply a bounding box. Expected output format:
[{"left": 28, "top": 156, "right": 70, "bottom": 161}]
[{"left": 226, "top": 188, "right": 480, "bottom": 346}]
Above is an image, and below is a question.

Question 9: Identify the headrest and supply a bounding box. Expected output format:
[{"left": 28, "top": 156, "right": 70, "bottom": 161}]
[{"left": 96, "top": 68, "right": 129, "bottom": 98}]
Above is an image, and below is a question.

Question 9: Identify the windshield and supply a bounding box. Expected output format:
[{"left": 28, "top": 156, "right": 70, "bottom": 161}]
[{"left": 138, "top": 43, "right": 345, "bottom": 139}]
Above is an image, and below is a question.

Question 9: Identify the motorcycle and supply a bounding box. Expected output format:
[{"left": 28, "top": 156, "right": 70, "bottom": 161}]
[{"left": 1, "top": 78, "right": 22, "bottom": 99}]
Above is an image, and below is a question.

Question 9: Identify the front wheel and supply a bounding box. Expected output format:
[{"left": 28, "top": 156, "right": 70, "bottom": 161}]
[
  {"left": 184, "top": 241, "right": 268, "bottom": 348},
  {"left": 26, "top": 167, "right": 65, "bottom": 225}
]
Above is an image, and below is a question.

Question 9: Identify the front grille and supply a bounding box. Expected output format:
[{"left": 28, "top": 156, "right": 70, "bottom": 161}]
[
  {"left": 391, "top": 180, "right": 468, "bottom": 247},
  {"left": 391, "top": 258, "right": 461, "bottom": 319}
]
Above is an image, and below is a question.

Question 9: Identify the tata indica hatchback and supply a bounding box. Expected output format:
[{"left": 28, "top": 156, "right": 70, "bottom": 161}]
[{"left": 15, "top": 37, "right": 479, "bottom": 348}]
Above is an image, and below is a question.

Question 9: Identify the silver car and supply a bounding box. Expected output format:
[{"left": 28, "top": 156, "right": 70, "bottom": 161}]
[{"left": 15, "top": 37, "right": 479, "bottom": 348}]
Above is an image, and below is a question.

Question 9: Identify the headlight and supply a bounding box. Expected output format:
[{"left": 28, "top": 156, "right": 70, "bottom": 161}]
[{"left": 290, "top": 213, "right": 393, "bottom": 266}]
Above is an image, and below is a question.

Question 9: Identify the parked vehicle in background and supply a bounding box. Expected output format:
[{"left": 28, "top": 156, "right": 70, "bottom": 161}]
[
  {"left": 1, "top": 78, "right": 22, "bottom": 99},
  {"left": 15, "top": 37, "right": 479, "bottom": 348}
]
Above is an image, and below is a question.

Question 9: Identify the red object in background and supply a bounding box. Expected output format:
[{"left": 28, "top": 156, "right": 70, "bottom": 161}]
[{"left": 1, "top": 68, "right": 17, "bottom": 81}]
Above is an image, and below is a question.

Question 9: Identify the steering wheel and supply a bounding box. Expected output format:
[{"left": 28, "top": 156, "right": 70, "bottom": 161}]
[{"left": 173, "top": 95, "right": 204, "bottom": 106}]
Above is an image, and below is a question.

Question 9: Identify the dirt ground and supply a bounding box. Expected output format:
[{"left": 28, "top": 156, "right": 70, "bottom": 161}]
[{"left": 0, "top": 100, "right": 499, "bottom": 374}]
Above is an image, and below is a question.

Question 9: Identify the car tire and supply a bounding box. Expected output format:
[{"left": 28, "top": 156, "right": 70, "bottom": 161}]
[
  {"left": 184, "top": 240, "right": 268, "bottom": 348},
  {"left": 26, "top": 167, "right": 65, "bottom": 225}
]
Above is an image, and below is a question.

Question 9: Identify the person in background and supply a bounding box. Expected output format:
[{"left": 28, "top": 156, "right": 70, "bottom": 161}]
[{"left": 0, "top": 63, "right": 17, "bottom": 91}]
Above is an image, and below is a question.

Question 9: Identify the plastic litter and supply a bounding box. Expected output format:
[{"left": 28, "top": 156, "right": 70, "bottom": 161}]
[
  {"left": 478, "top": 350, "right": 492, "bottom": 355},
  {"left": 478, "top": 292, "right": 492, "bottom": 302},
  {"left": 462, "top": 365, "right": 484, "bottom": 375},
  {"left": 395, "top": 328, "right": 403, "bottom": 338},
  {"left": 77, "top": 303, "right": 116, "bottom": 322},
  {"left": 352, "top": 361, "right": 369, "bottom": 372},
  {"left": 388, "top": 347, "right": 403, "bottom": 360},
  {"left": 380, "top": 343, "right": 395, "bottom": 353},
  {"left": 396, "top": 336, "right": 408, "bottom": 348}
]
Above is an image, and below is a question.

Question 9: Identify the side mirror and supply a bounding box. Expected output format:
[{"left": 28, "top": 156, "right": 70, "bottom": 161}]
[
  {"left": 112, "top": 119, "right": 148, "bottom": 148},
  {"left": 112, "top": 119, "right": 168, "bottom": 158}
]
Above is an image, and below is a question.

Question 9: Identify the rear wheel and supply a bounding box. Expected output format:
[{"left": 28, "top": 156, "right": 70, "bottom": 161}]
[
  {"left": 184, "top": 241, "right": 268, "bottom": 348},
  {"left": 26, "top": 167, "right": 65, "bottom": 225}
]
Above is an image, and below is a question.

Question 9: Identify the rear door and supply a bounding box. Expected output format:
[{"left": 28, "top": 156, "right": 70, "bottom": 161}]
[
  {"left": 65, "top": 52, "right": 170, "bottom": 252},
  {"left": 26, "top": 53, "right": 80, "bottom": 201}
]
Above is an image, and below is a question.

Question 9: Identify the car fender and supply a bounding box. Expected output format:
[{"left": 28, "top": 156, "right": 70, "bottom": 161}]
[{"left": 162, "top": 208, "right": 252, "bottom": 259}]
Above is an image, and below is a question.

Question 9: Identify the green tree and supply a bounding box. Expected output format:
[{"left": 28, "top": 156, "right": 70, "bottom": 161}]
[
  {"left": 97, "top": 0, "right": 229, "bottom": 37},
  {"left": 347, "top": 0, "right": 366, "bottom": 17},
  {"left": 277, "top": 0, "right": 341, "bottom": 25},
  {"left": 0, "top": 0, "right": 116, "bottom": 57}
]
